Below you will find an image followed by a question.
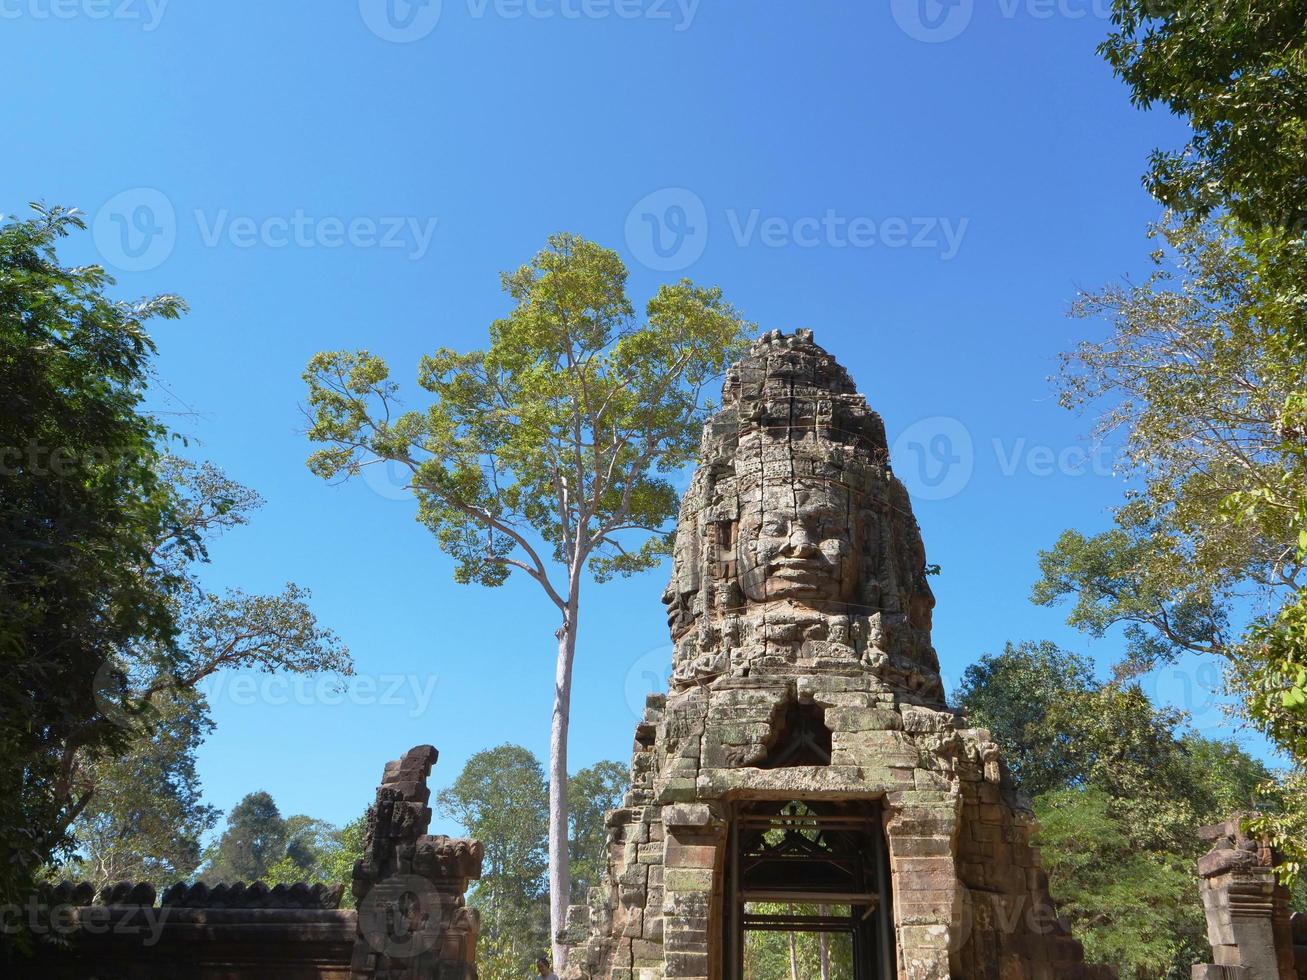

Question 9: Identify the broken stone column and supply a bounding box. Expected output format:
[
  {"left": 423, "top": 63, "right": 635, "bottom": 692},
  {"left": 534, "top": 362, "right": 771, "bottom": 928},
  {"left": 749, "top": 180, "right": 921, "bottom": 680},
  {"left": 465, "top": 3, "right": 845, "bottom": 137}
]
[
  {"left": 350, "top": 744, "right": 484, "bottom": 980},
  {"left": 1192, "top": 815, "right": 1295, "bottom": 980}
]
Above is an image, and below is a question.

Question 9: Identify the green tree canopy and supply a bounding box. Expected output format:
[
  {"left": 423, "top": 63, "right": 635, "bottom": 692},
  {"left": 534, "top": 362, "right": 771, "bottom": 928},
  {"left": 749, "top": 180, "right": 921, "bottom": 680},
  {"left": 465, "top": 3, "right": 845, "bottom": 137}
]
[
  {"left": 437, "top": 744, "right": 550, "bottom": 975},
  {"left": 1100, "top": 0, "right": 1307, "bottom": 232},
  {"left": 958, "top": 640, "right": 1274, "bottom": 977},
  {"left": 1033, "top": 214, "right": 1307, "bottom": 866},
  {"left": 436, "top": 745, "right": 631, "bottom": 980},
  {"left": 204, "top": 791, "right": 290, "bottom": 883},
  {"left": 953, "top": 641, "right": 1097, "bottom": 797},
  {"left": 1091, "top": 3, "right": 1307, "bottom": 866},
  {"left": 1, "top": 205, "right": 352, "bottom": 923},
  {"left": 60, "top": 687, "right": 219, "bottom": 891},
  {"left": 567, "top": 760, "right": 626, "bottom": 898},
  {"left": 0, "top": 204, "right": 187, "bottom": 908}
]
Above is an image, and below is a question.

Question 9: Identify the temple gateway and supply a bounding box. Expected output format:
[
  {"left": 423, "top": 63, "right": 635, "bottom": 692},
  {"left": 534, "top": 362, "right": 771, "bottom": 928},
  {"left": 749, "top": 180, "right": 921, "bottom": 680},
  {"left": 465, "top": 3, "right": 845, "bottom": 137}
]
[
  {"left": 29, "top": 331, "right": 1301, "bottom": 978},
  {"left": 560, "top": 329, "right": 1110, "bottom": 980}
]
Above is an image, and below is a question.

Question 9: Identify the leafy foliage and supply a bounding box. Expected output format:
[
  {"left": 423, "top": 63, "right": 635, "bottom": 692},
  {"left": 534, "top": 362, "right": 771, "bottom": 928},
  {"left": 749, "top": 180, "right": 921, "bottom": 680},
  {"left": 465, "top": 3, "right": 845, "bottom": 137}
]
[
  {"left": 0, "top": 204, "right": 188, "bottom": 909},
  {"left": 568, "top": 760, "right": 626, "bottom": 898},
  {"left": 203, "top": 793, "right": 355, "bottom": 889},
  {"left": 437, "top": 744, "right": 551, "bottom": 972},
  {"left": 1100, "top": 1, "right": 1307, "bottom": 232},
  {"left": 1036, "top": 215, "right": 1307, "bottom": 866},
  {"left": 1093, "top": 1, "right": 1307, "bottom": 868},
  {"left": 1034, "top": 788, "right": 1202, "bottom": 979},
  {"left": 59, "top": 687, "right": 219, "bottom": 890},
  {"left": 741, "top": 906, "right": 854, "bottom": 980},
  {"left": 1036, "top": 220, "right": 1298, "bottom": 671},
  {"left": 957, "top": 641, "right": 1273, "bottom": 977},
  {"left": 303, "top": 233, "right": 752, "bottom": 597},
  {"left": 953, "top": 641, "right": 1096, "bottom": 796},
  {"left": 204, "top": 791, "right": 290, "bottom": 882},
  {"left": 0, "top": 204, "right": 351, "bottom": 933},
  {"left": 436, "top": 744, "right": 628, "bottom": 979}
]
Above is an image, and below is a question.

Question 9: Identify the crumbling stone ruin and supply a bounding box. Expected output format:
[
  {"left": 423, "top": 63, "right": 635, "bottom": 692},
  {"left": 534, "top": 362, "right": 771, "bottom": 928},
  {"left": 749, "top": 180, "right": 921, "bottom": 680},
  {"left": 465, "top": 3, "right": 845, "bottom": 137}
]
[
  {"left": 1192, "top": 815, "right": 1302, "bottom": 980},
  {"left": 351, "top": 744, "right": 484, "bottom": 979},
  {"left": 25, "top": 744, "right": 481, "bottom": 980},
  {"left": 562, "top": 330, "right": 1110, "bottom": 980}
]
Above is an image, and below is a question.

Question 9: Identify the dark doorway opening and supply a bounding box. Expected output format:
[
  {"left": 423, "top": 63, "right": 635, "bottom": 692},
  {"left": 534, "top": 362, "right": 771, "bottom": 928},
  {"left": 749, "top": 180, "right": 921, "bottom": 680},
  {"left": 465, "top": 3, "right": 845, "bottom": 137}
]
[
  {"left": 760, "top": 701, "right": 833, "bottom": 768},
  {"left": 725, "top": 800, "right": 893, "bottom": 980}
]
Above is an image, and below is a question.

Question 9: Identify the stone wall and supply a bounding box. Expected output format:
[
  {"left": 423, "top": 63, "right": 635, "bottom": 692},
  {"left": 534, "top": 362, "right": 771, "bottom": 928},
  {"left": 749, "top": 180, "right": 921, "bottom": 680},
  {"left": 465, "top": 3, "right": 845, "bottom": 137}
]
[
  {"left": 23, "top": 879, "right": 357, "bottom": 979},
  {"left": 18, "top": 744, "right": 482, "bottom": 980}
]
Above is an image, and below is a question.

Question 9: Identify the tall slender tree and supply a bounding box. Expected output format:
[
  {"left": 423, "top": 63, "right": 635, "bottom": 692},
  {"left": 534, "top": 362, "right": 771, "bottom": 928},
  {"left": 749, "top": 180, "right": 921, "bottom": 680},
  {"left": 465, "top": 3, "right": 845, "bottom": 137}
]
[{"left": 304, "top": 233, "right": 752, "bottom": 963}]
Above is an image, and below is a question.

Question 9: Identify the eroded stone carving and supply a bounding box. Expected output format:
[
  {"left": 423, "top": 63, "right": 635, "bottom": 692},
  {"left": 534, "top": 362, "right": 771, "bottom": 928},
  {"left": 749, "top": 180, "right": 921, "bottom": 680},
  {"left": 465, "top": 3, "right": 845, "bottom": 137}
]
[
  {"left": 1192, "top": 815, "right": 1297, "bottom": 980},
  {"left": 564, "top": 331, "right": 1110, "bottom": 980},
  {"left": 662, "top": 328, "right": 942, "bottom": 701},
  {"left": 351, "top": 744, "right": 484, "bottom": 980}
]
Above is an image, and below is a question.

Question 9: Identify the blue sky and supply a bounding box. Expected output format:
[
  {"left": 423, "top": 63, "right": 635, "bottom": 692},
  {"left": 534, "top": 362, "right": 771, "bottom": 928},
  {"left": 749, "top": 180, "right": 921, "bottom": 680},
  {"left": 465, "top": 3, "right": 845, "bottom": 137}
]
[{"left": 5, "top": 0, "right": 1257, "bottom": 835}]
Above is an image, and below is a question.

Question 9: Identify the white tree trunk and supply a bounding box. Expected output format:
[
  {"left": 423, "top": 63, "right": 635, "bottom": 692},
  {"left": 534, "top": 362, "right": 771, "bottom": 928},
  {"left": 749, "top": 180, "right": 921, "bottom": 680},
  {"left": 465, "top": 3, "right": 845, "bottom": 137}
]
[
  {"left": 788, "top": 918, "right": 800, "bottom": 980},
  {"left": 549, "top": 604, "right": 578, "bottom": 971},
  {"left": 819, "top": 905, "right": 831, "bottom": 980}
]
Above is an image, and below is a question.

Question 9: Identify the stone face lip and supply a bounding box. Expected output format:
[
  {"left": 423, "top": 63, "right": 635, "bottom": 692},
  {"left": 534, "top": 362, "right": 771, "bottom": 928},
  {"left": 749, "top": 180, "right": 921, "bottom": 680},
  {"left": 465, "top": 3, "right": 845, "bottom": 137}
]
[{"left": 564, "top": 331, "right": 1113, "bottom": 980}]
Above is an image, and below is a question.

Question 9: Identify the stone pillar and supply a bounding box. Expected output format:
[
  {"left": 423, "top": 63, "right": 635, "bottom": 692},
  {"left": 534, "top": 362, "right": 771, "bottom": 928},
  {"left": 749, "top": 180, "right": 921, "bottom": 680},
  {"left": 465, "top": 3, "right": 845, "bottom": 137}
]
[
  {"left": 1191, "top": 816, "right": 1294, "bottom": 980},
  {"left": 660, "top": 803, "right": 724, "bottom": 980},
  {"left": 885, "top": 798, "right": 962, "bottom": 980},
  {"left": 350, "top": 745, "right": 484, "bottom": 980}
]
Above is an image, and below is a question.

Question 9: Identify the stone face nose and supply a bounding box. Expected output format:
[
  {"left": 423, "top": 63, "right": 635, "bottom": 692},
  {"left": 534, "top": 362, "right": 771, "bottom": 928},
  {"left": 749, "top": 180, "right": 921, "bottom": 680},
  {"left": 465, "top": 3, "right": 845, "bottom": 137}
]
[{"left": 784, "top": 524, "right": 819, "bottom": 558}]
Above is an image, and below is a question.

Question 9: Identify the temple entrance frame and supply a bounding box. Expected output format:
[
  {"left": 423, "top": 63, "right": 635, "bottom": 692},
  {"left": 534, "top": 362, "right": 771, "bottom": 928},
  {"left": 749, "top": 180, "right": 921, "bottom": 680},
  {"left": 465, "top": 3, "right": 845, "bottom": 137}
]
[{"left": 724, "top": 798, "right": 895, "bottom": 980}]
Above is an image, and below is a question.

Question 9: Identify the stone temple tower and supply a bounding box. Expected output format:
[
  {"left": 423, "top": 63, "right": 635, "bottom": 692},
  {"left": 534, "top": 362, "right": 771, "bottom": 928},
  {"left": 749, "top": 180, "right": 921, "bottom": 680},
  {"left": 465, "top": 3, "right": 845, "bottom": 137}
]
[{"left": 561, "top": 331, "right": 1110, "bottom": 980}]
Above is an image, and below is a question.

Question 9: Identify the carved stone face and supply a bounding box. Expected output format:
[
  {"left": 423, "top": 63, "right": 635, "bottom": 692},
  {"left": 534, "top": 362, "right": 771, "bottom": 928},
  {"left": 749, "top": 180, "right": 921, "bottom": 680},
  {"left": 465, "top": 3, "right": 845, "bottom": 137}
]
[{"left": 736, "top": 484, "right": 861, "bottom": 603}]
